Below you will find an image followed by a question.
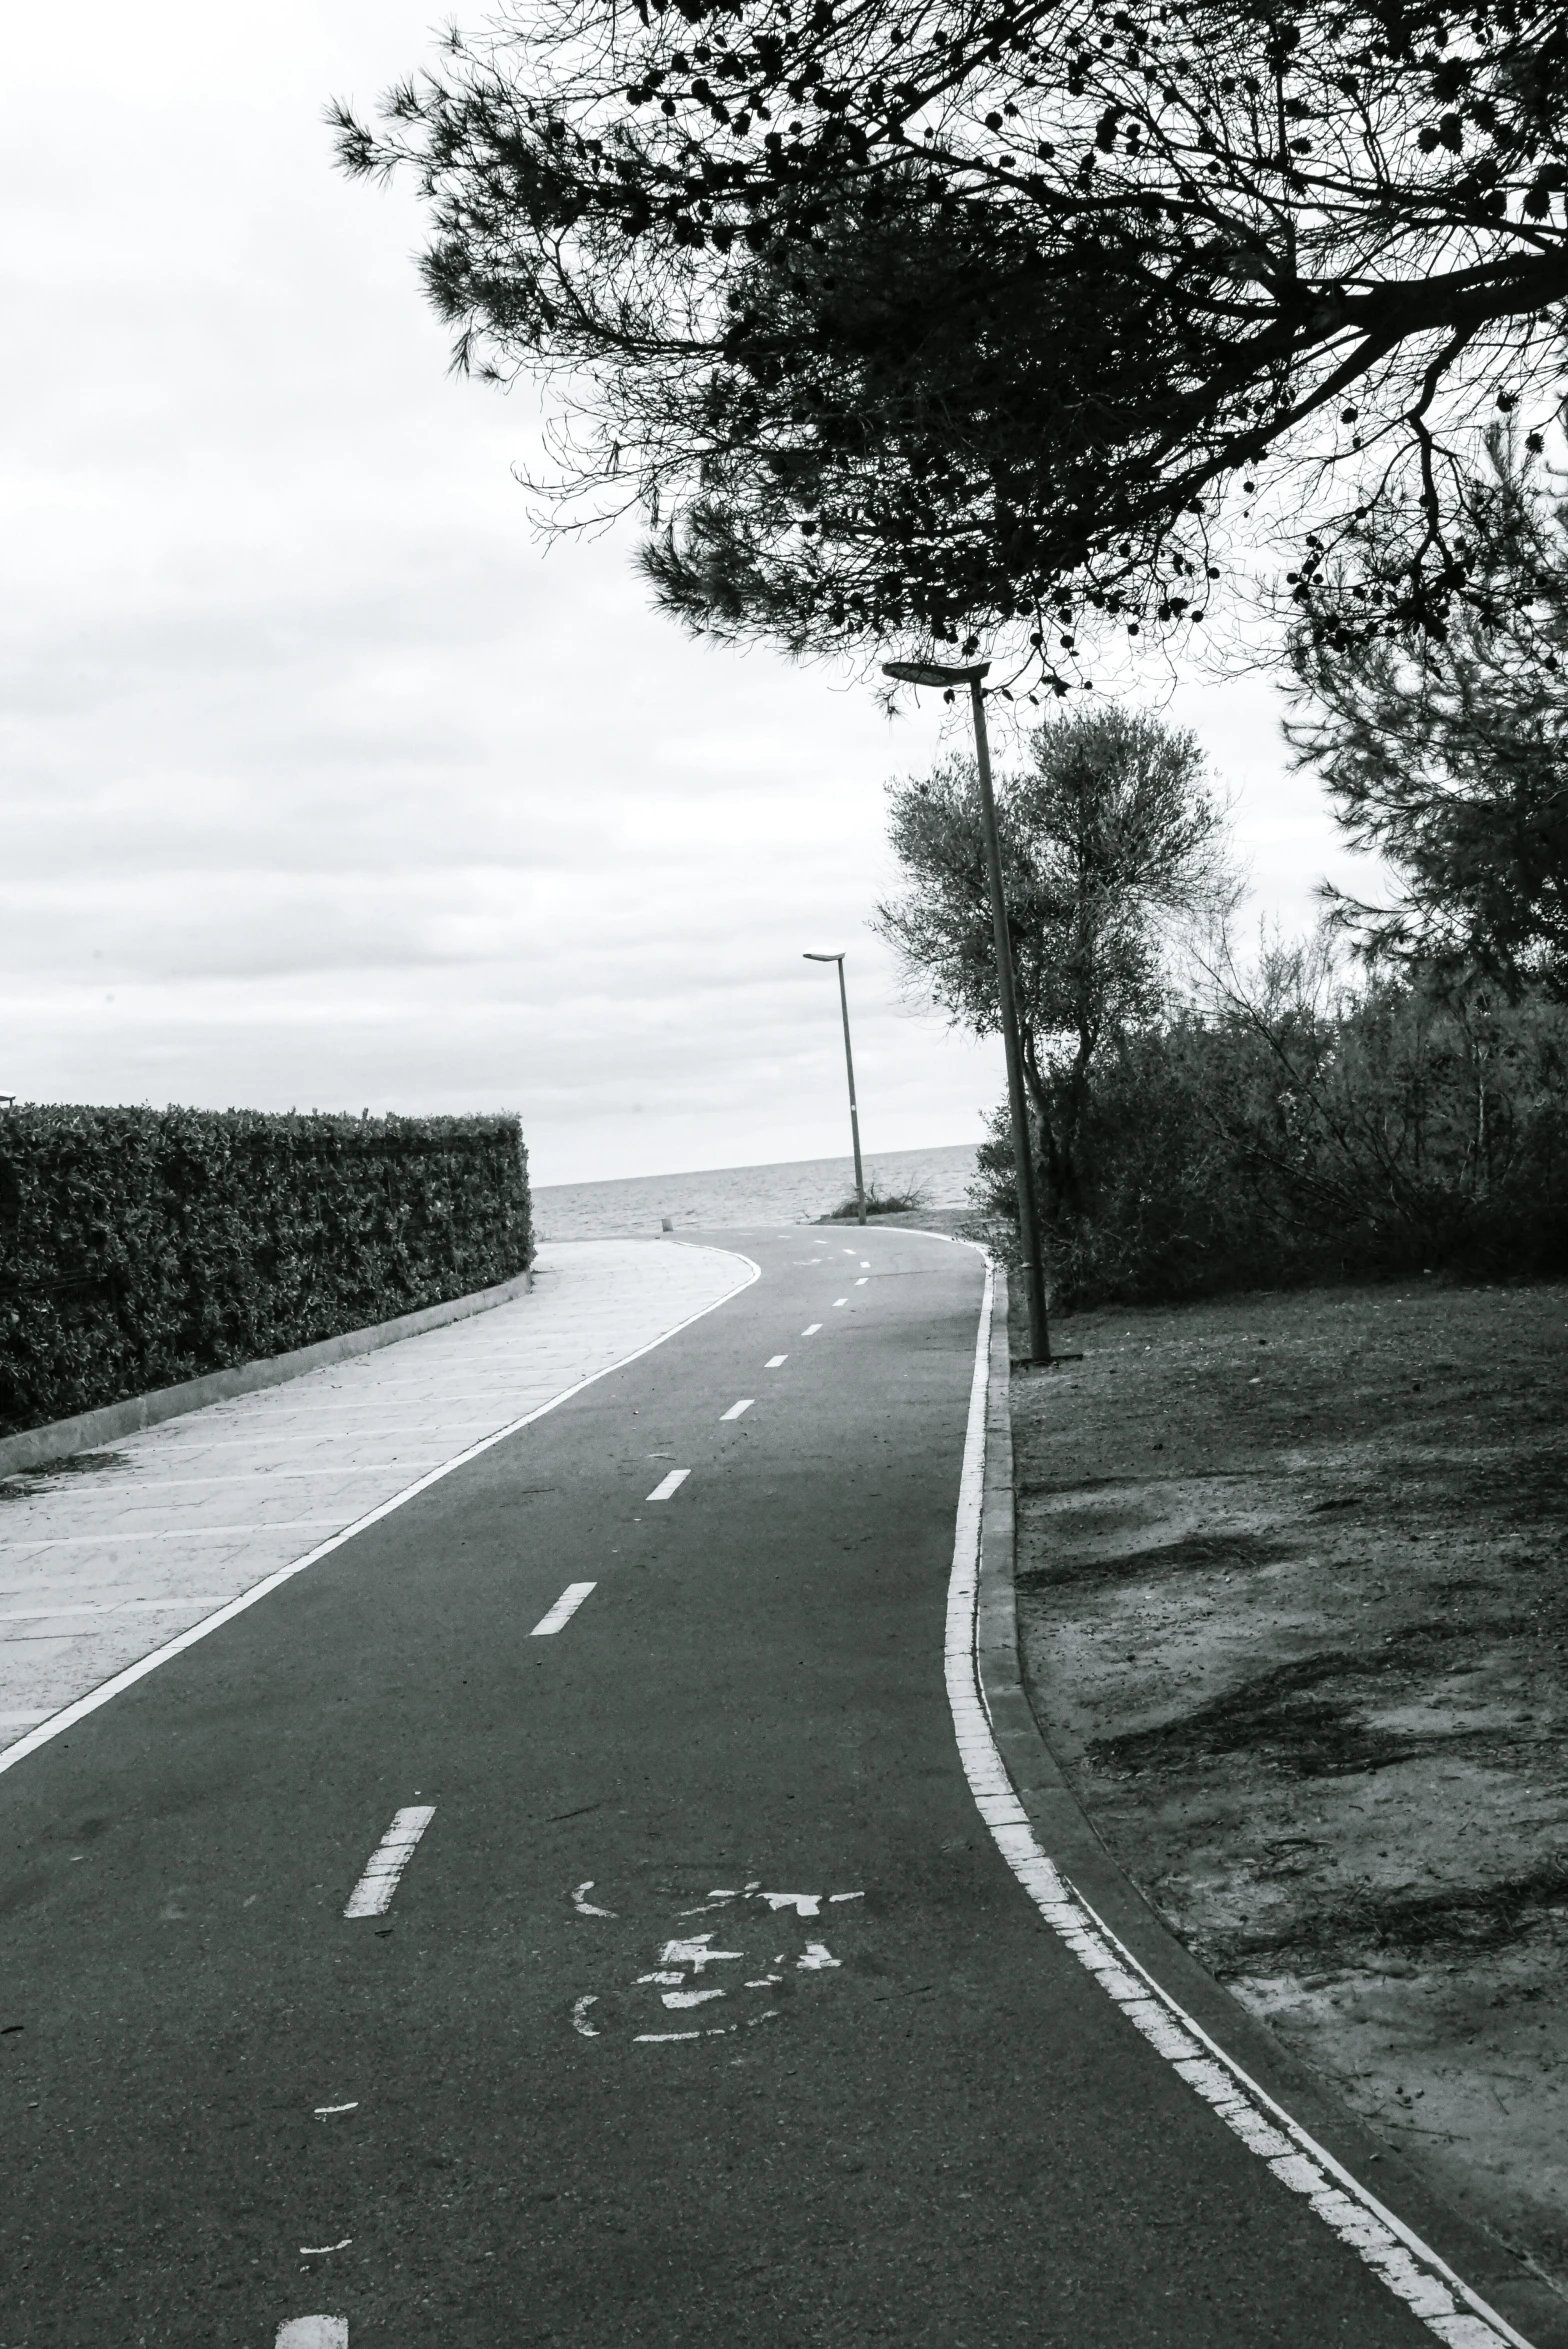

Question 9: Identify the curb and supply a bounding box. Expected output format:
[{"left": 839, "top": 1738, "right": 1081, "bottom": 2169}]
[
  {"left": 0, "top": 1265, "right": 535, "bottom": 1482},
  {"left": 973, "top": 1264, "right": 1565, "bottom": 2349}
]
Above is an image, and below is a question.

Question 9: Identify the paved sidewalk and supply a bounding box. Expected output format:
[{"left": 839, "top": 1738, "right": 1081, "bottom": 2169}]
[{"left": 0, "top": 1239, "right": 753, "bottom": 1754}]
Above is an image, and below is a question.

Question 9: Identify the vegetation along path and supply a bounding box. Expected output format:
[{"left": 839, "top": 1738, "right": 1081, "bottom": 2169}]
[{"left": 1012, "top": 1278, "right": 1568, "bottom": 2307}]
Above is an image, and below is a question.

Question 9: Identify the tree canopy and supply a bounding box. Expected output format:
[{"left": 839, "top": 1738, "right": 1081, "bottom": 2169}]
[
  {"left": 1285, "top": 427, "right": 1568, "bottom": 992},
  {"left": 874, "top": 705, "right": 1233, "bottom": 1203},
  {"left": 335, "top": 0, "right": 1568, "bottom": 683}
]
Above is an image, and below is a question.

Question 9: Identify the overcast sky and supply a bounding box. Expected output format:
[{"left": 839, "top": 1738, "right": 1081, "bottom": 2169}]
[{"left": 1, "top": 2, "right": 1371, "bottom": 1186}]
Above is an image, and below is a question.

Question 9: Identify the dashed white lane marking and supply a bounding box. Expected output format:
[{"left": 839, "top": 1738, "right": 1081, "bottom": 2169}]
[
  {"left": 646, "top": 1468, "right": 690, "bottom": 1501},
  {"left": 801, "top": 1323, "right": 823, "bottom": 1336},
  {"left": 720, "top": 1399, "right": 753, "bottom": 1421},
  {"left": 314, "top": 2103, "right": 358, "bottom": 2118},
  {"left": 946, "top": 1257, "right": 1526, "bottom": 2349},
  {"left": 832, "top": 1297, "right": 848, "bottom": 1308},
  {"left": 765, "top": 1355, "right": 787, "bottom": 1368},
  {"left": 531, "top": 1582, "right": 596, "bottom": 1636},
  {"left": 276, "top": 2320, "right": 348, "bottom": 2348},
  {"left": 0, "top": 1254, "right": 762, "bottom": 1784},
  {"left": 299, "top": 2240, "right": 352, "bottom": 2257},
  {"left": 841, "top": 1247, "right": 857, "bottom": 1255},
  {"left": 342, "top": 1805, "right": 435, "bottom": 1919},
  {"left": 854, "top": 1277, "right": 868, "bottom": 1286}
]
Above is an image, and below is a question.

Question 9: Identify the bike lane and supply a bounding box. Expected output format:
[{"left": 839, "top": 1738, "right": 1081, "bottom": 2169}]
[{"left": 0, "top": 1228, "right": 1450, "bottom": 2346}]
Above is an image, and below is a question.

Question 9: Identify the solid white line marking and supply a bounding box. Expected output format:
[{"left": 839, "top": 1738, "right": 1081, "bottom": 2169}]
[
  {"left": 531, "top": 1582, "right": 596, "bottom": 1636},
  {"left": 276, "top": 2321, "right": 348, "bottom": 2348},
  {"left": 342, "top": 1806, "right": 435, "bottom": 1919},
  {"left": 720, "top": 1399, "right": 753, "bottom": 1421},
  {"left": 0, "top": 1254, "right": 763, "bottom": 1780},
  {"left": 801, "top": 1323, "right": 822, "bottom": 1336},
  {"left": 765, "top": 1355, "right": 787, "bottom": 1369},
  {"left": 832, "top": 1297, "right": 848, "bottom": 1308},
  {"left": 646, "top": 1469, "right": 689, "bottom": 1501},
  {"left": 945, "top": 1259, "right": 1527, "bottom": 2349}
]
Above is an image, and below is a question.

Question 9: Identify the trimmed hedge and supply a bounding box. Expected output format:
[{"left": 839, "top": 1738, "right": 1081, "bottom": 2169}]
[{"left": 0, "top": 1107, "right": 532, "bottom": 1439}]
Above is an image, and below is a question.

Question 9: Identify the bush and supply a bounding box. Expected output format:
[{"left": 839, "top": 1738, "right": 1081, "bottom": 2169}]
[
  {"left": 0, "top": 1106, "right": 532, "bottom": 1438},
  {"left": 972, "top": 971, "right": 1568, "bottom": 1310},
  {"left": 819, "top": 1173, "right": 932, "bottom": 1220}
]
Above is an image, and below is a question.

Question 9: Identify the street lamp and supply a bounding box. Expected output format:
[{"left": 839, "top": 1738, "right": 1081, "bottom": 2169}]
[
  {"left": 882, "top": 657, "right": 1051, "bottom": 1363},
  {"left": 802, "top": 951, "right": 867, "bottom": 1226}
]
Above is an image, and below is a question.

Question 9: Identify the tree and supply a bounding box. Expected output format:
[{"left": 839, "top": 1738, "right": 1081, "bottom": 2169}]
[
  {"left": 874, "top": 705, "right": 1234, "bottom": 1208},
  {"left": 333, "top": 0, "right": 1568, "bottom": 684},
  {"left": 1284, "top": 427, "right": 1568, "bottom": 992}
]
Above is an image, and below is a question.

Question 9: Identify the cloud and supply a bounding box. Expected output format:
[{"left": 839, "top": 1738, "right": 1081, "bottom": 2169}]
[{"left": 0, "top": 0, "right": 1367, "bottom": 1183}]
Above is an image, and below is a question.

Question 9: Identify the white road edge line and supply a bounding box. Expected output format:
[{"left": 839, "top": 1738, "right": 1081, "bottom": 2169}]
[
  {"left": 342, "top": 1805, "right": 435, "bottom": 1919},
  {"left": 947, "top": 1254, "right": 1530, "bottom": 2349},
  {"left": 646, "top": 1468, "right": 690, "bottom": 1501},
  {"left": 0, "top": 1250, "right": 761, "bottom": 1779},
  {"left": 720, "top": 1399, "right": 753, "bottom": 1421},
  {"left": 530, "top": 1581, "right": 597, "bottom": 1636}
]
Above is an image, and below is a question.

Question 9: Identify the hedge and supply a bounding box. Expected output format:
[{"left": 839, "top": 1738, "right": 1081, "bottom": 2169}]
[{"left": 0, "top": 1106, "right": 532, "bottom": 1439}]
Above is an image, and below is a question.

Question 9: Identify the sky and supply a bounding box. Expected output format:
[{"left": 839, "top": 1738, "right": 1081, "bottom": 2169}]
[{"left": 0, "top": 2, "right": 1371, "bottom": 1186}]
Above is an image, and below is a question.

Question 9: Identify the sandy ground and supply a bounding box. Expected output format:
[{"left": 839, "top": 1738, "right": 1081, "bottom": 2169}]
[{"left": 1008, "top": 1275, "right": 1568, "bottom": 2307}]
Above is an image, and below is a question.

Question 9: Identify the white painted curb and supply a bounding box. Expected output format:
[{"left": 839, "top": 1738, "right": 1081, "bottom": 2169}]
[{"left": 946, "top": 1252, "right": 1532, "bottom": 2349}]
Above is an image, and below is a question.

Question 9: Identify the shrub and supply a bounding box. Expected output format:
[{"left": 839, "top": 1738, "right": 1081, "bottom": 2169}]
[
  {"left": 971, "top": 971, "right": 1568, "bottom": 1310},
  {"left": 819, "top": 1173, "right": 932, "bottom": 1220},
  {"left": 0, "top": 1106, "right": 532, "bottom": 1438}
]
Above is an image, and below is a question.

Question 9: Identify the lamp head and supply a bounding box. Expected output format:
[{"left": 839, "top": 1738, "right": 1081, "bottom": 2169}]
[
  {"left": 881, "top": 658, "right": 990, "bottom": 689},
  {"left": 802, "top": 952, "right": 844, "bottom": 963}
]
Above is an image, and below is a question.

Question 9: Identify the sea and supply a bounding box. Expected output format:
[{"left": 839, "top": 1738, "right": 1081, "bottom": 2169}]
[{"left": 532, "top": 1140, "right": 980, "bottom": 1240}]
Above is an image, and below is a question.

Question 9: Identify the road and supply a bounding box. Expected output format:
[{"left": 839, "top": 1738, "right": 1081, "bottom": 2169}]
[{"left": 0, "top": 1227, "right": 1457, "bottom": 2346}]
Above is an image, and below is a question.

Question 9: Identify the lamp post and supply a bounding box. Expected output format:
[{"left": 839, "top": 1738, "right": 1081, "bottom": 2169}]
[
  {"left": 882, "top": 657, "right": 1051, "bottom": 1363},
  {"left": 803, "top": 951, "right": 866, "bottom": 1226}
]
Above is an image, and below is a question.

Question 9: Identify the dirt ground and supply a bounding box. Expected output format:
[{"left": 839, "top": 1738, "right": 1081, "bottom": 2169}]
[{"left": 1007, "top": 1275, "right": 1568, "bottom": 2306}]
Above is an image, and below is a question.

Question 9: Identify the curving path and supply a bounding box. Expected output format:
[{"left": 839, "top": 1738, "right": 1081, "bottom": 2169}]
[{"left": 0, "top": 1228, "right": 1521, "bottom": 2346}]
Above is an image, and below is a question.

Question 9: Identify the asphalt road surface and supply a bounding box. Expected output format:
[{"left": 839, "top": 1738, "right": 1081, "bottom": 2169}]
[{"left": 0, "top": 1228, "right": 1442, "bottom": 2347}]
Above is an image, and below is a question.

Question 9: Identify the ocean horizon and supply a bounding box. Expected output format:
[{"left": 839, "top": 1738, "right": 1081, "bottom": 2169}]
[{"left": 532, "top": 1140, "right": 979, "bottom": 1240}]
